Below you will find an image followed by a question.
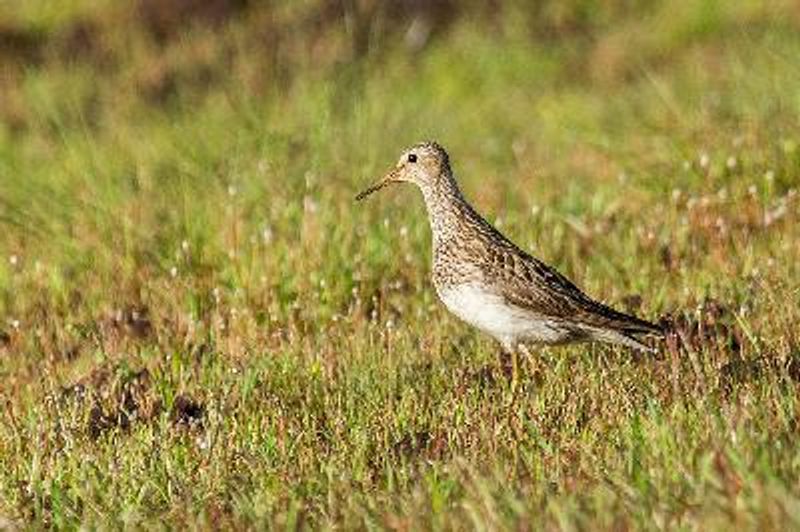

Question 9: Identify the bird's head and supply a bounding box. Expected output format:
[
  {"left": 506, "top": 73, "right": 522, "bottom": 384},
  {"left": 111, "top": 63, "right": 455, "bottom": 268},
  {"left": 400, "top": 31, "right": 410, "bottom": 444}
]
[{"left": 355, "top": 141, "right": 451, "bottom": 201}]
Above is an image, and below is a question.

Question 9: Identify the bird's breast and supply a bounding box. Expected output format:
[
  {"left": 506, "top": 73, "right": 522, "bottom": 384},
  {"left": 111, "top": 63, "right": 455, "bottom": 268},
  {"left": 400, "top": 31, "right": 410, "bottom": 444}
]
[
  {"left": 431, "top": 238, "right": 486, "bottom": 286},
  {"left": 435, "top": 282, "right": 524, "bottom": 339}
]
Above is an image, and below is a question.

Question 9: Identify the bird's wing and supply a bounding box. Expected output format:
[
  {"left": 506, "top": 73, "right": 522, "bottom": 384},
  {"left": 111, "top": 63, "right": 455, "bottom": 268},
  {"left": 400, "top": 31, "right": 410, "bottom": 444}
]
[{"left": 482, "top": 243, "right": 662, "bottom": 335}]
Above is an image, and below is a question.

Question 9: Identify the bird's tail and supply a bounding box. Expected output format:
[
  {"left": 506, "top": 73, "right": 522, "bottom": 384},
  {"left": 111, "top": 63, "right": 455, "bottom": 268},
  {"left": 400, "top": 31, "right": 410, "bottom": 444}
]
[{"left": 589, "top": 325, "right": 662, "bottom": 353}]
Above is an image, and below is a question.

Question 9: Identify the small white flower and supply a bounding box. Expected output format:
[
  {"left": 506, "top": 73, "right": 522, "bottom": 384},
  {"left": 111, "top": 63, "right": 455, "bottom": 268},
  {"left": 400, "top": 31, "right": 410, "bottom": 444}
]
[
  {"left": 726, "top": 156, "right": 737, "bottom": 169},
  {"left": 170, "top": 266, "right": 178, "bottom": 278},
  {"left": 9, "top": 255, "right": 18, "bottom": 266},
  {"left": 227, "top": 185, "right": 237, "bottom": 197},
  {"left": 765, "top": 170, "right": 775, "bottom": 182},
  {"left": 699, "top": 152, "right": 710, "bottom": 168},
  {"left": 181, "top": 240, "right": 189, "bottom": 252}
]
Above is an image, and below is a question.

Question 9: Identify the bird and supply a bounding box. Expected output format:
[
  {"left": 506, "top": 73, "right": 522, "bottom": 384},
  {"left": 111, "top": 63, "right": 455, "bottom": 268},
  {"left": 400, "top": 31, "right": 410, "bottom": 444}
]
[{"left": 355, "top": 141, "right": 664, "bottom": 356}]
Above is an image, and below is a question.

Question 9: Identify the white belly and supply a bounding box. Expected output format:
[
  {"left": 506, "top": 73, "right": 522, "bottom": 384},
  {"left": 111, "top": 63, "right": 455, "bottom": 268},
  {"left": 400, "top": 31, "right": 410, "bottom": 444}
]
[{"left": 437, "top": 283, "right": 575, "bottom": 348}]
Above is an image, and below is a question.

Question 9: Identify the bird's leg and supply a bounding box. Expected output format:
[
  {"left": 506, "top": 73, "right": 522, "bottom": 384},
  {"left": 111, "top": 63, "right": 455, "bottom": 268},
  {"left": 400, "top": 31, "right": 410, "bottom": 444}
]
[
  {"left": 518, "top": 344, "right": 536, "bottom": 370},
  {"left": 497, "top": 341, "right": 520, "bottom": 392},
  {"left": 495, "top": 342, "right": 515, "bottom": 381}
]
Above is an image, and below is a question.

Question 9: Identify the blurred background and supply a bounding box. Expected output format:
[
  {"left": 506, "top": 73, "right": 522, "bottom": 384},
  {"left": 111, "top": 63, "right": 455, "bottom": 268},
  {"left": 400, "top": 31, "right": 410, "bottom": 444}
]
[
  {"left": 0, "top": 0, "right": 800, "bottom": 312},
  {"left": 2, "top": 0, "right": 799, "bottom": 324},
  {"left": 3, "top": 0, "right": 799, "bottom": 116},
  {"left": 2, "top": 0, "right": 800, "bottom": 344}
]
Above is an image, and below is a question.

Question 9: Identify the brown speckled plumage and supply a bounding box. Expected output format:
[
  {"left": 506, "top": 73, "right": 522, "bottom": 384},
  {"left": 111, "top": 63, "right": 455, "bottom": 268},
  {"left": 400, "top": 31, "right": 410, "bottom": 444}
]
[{"left": 357, "top": 141, "right": 663, "bottom": 352}]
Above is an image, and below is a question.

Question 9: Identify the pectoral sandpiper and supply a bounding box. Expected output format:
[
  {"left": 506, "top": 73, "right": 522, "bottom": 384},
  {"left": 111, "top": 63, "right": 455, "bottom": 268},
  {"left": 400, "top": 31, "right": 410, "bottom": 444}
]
[{"left": 356, "top": 141, "right": 663, "bottom": 354}]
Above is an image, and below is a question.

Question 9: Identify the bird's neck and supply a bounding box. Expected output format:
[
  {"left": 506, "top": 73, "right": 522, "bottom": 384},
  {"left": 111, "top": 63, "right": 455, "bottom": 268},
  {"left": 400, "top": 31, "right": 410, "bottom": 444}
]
[{"left": 419, "top": 172, "right": 474, "bottom": 246}]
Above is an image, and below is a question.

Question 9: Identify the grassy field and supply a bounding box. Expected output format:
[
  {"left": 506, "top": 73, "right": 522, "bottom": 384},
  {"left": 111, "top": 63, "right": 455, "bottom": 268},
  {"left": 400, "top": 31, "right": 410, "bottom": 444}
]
[{"left": 1, "top": 0, "right": 800, "bottom": 528}]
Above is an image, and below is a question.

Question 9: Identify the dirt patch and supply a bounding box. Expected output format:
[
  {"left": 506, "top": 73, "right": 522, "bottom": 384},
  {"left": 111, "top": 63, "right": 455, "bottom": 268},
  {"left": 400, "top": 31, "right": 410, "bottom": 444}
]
[
  {"left": 0, "top": 24, "right": 46, "bottom": 65},
  {"left": 60, "top": 363, "right": 209, "bottom": 437},
  {"left": 60, "top": 365, "right": 162, "bottom": 438},
  {"left": 659, "top": 298, "right": 743, "bottom": 355},
  {"left": 0, "top": 17, "right": 111, "bottom": 69},
  {"left": 390, "top": 428, "right": 449, "bottom": 462},
  {"left": 137, "top": 0, "right": 249, "bottom": 42},
  {"left": 55, "top": 18, "right": 112, "bottom": 67},
  {"left": 718, "top": 356, "right": 761, "bottom": 392},
  {"left": 108, "top": 305, "right": 154, "bottom": 340},
  {"left": 658, "top": 299, "right": 763, "bottom": 394},
  {"left": 170, "top": 394, "right": 205, "bottom": 427}
]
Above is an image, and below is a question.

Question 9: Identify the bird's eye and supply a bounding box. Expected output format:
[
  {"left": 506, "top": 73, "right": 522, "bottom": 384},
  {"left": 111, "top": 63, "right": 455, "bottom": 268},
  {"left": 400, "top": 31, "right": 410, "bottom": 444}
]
[{"left": 408, "top": 153, "right": 417, "bottom": 163}]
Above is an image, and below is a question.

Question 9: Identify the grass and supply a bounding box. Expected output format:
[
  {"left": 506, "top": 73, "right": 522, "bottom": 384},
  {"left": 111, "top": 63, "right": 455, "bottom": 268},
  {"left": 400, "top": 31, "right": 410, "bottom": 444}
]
[{"left": 1, "top": 0, "right": 800, "bottom": 528}]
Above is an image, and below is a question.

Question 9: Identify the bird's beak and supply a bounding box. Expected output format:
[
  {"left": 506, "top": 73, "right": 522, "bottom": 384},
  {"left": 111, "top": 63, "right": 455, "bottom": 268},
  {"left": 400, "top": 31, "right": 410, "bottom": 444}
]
[{"left": 355, "top": 168, "right": 400, "bottom": 201}]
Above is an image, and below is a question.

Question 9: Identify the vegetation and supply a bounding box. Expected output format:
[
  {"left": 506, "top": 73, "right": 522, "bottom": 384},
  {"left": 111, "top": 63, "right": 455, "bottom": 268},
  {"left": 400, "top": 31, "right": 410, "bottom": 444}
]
[{"left": 1, "top": 0, "right": 799, "bottom": 528}]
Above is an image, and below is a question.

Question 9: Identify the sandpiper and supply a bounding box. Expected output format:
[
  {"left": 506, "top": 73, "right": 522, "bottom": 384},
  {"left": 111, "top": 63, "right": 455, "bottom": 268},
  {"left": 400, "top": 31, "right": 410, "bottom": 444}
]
[{"left": 356, "top": 141, "right": 663, "bottom": 354}]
